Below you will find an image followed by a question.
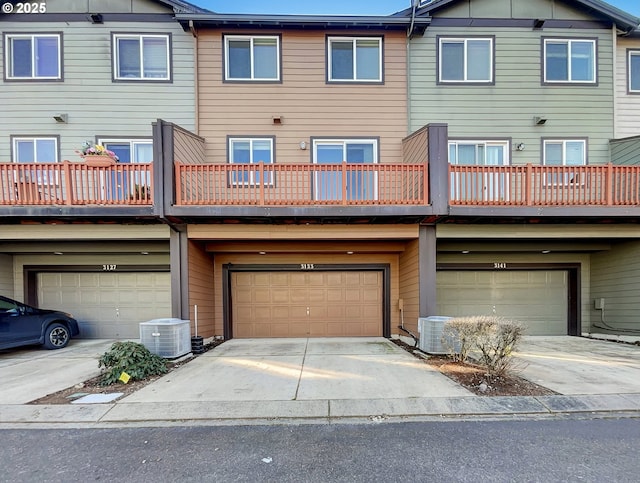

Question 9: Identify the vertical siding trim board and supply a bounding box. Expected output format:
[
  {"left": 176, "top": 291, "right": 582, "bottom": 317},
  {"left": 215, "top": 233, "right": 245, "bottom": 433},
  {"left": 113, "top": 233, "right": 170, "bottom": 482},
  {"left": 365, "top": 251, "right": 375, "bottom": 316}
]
[
  {"left": 222, "top": 263, "right": 392, "bottom": 340},
  {"left": 419, "top": 225, "right": 437, "bottom": 318},
  {"left": 436, "top": 262, "right": 581, "bottom": 336},
  {"left": 426, "top": 123, "right": 449, "bottom": 213}
]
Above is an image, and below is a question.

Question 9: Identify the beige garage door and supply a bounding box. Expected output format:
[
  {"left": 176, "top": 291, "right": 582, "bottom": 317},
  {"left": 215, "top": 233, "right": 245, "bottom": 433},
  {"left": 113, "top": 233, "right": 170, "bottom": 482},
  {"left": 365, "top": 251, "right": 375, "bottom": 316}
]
[
  {"left": 437, "top": 270, "right": 568, "bottom": 335},
  {"left": 38, "top": 272, "right": 171, "bottom": 339},
  {"left": 232, "top": 271, "right": 383, "bottom": 338}
]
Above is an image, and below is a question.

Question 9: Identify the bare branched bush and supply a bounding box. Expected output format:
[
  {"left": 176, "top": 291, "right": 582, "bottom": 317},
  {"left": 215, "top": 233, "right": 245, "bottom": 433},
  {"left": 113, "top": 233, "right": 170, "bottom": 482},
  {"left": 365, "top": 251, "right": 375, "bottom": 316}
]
[{"left": 442, "top": 316, "right": 525, "bottom": 376}]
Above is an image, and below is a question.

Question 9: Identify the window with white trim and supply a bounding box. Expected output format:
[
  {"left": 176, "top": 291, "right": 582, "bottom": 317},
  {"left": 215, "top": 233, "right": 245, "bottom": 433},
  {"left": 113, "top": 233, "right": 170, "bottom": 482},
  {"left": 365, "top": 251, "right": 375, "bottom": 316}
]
[
  {"left": 543, "top": 38, "right": 596, "bottom": 84},
  {"left": 12, "top": 137, "right": 58, "bottom": 163},
  {"left": 4, "top": 33, "right": 61, "bottom": 80},
  {"left": 448, "top": 140, "right": 509, "bottom": 202},
  {"left": 113, "top": 34, "right": 170, "bottom": 80},
  {"left": 448, "top": 140, "right": 509, "bottom": 166},
  {"left": 312, "top": 139, "right": 378, "bottom": 201},
  {"left": 438, "top": 37, "right": 493, "bottom": 83},
  {"left": 629, "top": 50, "right": 640, "bottom": 93},
  {"left": 229, "top": 137, "right": 274, "bottom": 185},
  {"left": 328, "top": 37, "right": 382, "bottom": 82},
  {"left": 225, "top": 35, "right": 280, "bottom": 81},
  {"left": 543, "top": 139, "right": 586, "bottom": 185},
  {"left": 98, "top": 139, "right": 153, "bottom": 164}
]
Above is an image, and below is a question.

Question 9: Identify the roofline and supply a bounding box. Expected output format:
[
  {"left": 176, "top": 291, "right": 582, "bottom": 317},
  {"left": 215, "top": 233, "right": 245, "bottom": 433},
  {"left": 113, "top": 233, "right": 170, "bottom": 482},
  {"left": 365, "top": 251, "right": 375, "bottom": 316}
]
[
  {"left": 175, "top": 13, "right": 431, "bottom": 33},
  {"left": 156, "top": 0, "right": 211, "bottom": 14},
  {"left": 397, "top": 0, "right": 639, "bottom": 33}
]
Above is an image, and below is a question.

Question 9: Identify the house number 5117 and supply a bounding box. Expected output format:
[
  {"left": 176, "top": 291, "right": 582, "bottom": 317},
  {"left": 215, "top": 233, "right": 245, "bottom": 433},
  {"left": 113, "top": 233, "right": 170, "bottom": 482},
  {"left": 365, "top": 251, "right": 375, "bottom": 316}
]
[{"left": 102, "top": 264, "right": 117, "bottom": 271}]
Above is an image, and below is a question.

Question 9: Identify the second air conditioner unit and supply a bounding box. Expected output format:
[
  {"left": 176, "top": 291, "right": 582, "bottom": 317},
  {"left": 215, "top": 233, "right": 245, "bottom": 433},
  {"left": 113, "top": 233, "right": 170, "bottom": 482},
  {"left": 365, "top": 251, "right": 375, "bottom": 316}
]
[{"left": 418, "top": 316, "right": 459, "bottom": 355}]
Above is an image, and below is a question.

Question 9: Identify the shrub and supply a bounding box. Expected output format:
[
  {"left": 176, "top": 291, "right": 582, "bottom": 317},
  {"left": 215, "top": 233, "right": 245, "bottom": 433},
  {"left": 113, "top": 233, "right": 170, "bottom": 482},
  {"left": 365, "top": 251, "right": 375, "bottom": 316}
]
[
  {"left": 442, "top": 316, "right": 525, "bottom": 376},
  {"left": 98, "top": 341, "right": 168, "bottom": 386}
]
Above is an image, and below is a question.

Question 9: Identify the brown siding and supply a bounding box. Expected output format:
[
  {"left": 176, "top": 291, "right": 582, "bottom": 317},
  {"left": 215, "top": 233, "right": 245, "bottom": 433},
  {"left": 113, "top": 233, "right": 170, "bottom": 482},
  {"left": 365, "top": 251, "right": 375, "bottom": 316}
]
[
  {"left": 402, "top": 127, "right": 429, "bottom": 165},
  {"left": 399, "top": 239, "right": 420, "bottom": 335},
  {"left": 173, "top": 126, "right": 206, "bottom": 166},
  {"left": 197, "top": 29, "right": 407, "bottom": 164},
  {"left": 187, "top": 240, "right": 217, "bottom": 337}
]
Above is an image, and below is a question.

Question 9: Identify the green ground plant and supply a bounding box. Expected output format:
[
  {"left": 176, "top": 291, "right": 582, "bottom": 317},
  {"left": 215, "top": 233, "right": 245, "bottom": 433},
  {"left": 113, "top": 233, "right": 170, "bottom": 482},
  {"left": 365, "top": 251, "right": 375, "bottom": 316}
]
[{"left": 98, "top": 341, "right": 168, "bottom": 386}]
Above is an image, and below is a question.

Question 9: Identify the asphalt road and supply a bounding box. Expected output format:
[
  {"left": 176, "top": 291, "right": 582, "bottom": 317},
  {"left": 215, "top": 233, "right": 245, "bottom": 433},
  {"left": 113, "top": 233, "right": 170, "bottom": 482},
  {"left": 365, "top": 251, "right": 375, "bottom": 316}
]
[{"left": 2, "top": 418, "right": 639, "bottom": 482}]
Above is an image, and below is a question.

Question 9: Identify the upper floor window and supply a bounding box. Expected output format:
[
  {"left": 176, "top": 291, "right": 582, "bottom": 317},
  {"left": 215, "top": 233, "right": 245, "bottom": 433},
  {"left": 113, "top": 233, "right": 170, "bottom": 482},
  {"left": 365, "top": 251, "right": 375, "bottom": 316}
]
[
  {"left": 4, "top": 33, "right": 61, "bottom": 80},
  {"left": 327, "top": 37, "right": 383, "bottom": 83},
  {"left": 543, "top": 38, "right": 596, "bottom": 84},
  {"left": 438, "top": 37, "right": 493, "bottom": 84},
  {"left": 113, "top": 34, "right": 171, "bottom": 81},
  {"left": 629, "top": 50, "right": 640, "bottom": 94},
  {"left": 12, "top": 137, "right": 58, "bottom": 163},
  {"left": 98, "top": 139, "right": 153, "bottom": 163},
  {"left": 224, "top": 35, "right": 280, "bottom": 82}
]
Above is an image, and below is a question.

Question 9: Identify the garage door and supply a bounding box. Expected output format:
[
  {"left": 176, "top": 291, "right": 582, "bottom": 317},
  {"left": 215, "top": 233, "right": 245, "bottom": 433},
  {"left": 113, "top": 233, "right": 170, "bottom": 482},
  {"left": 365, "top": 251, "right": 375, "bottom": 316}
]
[
  {"left": 437, "top": 270, "right": 568, "bottom": 335},
  {"left": 232, "top": 271, "right": 383, "bottom": 338},
  {"left": 37, "top": 272, "right": 171, "bottom": 339}
]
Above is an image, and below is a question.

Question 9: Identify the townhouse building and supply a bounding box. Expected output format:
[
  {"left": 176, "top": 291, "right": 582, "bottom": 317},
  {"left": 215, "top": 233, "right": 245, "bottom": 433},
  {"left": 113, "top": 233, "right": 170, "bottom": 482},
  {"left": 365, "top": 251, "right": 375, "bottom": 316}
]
[
  {"left": 0, "top": 0, "right": 204, "bottom": 338},
  {"left": 3, "top": 0, "right": 640, "bottom": 343}
]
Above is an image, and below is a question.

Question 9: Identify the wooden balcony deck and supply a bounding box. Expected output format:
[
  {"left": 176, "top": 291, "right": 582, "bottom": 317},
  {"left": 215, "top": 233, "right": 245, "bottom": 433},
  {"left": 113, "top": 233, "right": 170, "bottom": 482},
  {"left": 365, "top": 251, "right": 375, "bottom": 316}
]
[
  {"left": 0, "top": 162, "right": 153, "bottom": 206},
  {"left": 175, "top": 161, "right": 429, "bottom": 206},
  {"left": 449, "top": 164, "right": 640, "bottom": 207}
]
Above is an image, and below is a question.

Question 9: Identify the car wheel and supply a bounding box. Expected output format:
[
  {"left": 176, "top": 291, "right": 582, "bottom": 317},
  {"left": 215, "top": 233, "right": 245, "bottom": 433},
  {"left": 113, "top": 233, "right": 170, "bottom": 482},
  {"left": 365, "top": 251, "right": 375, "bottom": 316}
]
[{"left": 43, "top": 323, "right": 71, "bottom": 350}]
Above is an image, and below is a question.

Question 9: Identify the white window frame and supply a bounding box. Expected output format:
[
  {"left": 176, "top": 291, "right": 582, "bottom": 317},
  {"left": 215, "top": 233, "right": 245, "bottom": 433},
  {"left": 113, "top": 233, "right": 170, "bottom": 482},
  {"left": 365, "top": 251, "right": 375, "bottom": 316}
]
[
  {"left": 113, "top": 34, "right": 171, "bottom": 81},
  {"left": 629, "top": 50, "right": 640, "bottom": 94},
  {"left": 542, "top": 139, "right": 587, "bottom": 185},
  {"left": 438, "top": 37, "right": 494, "bottom": 84},
  {"left": 448, "top": 140, "right": 509, "bottom": 202},
  {"left": 224, "top": 35, "right": 280, "bottom": 82},
  {"left": 327, "top": 37, "right": 383, "bottom": 83},
  {"left": 4, "top": 33, "right": 61, "bottom": 80},
  {"left": 12, "top": 137, "right": 59, "bottom": 185},
  {"left": 97, "top": 138, "right": 153, "bottom": 163},
  {"left": 543, "top": 38, "right": 596, "bottom": 84},
  {"left": 228, "top": 137, "right": 275, "bottom": 186},
  {"left": 312, "top": 138, "right": 379, "bottom": 201}
]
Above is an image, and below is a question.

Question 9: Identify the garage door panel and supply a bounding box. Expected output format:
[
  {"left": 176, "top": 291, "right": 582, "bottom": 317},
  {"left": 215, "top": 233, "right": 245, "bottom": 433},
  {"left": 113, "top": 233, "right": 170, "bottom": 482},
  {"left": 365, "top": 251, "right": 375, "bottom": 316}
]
[
  {"left": 38, "top": 272, "right": 170, "bottom": 340},
  {"left": 232, "top": 270, "right": 382, "bottom": 338},
  {"left": 437, "top": 270, "right": 567, "bottom": 336}
]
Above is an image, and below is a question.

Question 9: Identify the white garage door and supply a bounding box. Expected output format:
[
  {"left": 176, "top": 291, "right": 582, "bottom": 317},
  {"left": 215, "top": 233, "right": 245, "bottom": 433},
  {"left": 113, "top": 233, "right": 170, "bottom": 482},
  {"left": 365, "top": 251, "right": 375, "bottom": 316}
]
[
  {"left": 38, "top": 272, "right": 171, "bottom": 339},
  {"left": 437, "top": 270, "right": 568, "bottom": 335}
]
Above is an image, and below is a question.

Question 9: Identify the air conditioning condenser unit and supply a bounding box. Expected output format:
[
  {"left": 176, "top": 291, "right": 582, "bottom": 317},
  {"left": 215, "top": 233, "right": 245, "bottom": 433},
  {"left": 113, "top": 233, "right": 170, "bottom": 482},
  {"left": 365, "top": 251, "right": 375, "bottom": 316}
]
[
  {"left": 418, "top": 316, "right": 459, "bottom": 354},
  {"left": 140, "top": 318, "right": 191, "bottom": 358}
]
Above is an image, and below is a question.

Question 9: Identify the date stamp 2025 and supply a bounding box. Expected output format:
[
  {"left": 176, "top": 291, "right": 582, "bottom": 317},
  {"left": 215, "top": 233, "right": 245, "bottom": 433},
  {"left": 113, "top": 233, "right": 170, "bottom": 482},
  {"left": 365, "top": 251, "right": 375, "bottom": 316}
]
[{"left": 2, "top": 2, "right": 47, "bottom": 14}]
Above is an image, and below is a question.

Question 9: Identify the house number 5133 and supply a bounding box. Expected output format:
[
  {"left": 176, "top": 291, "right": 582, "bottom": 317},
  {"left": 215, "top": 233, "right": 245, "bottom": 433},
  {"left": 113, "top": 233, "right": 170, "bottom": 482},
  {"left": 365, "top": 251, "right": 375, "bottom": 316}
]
[{"left": 102, "top": 264, "right": 117, "bottom": 271}]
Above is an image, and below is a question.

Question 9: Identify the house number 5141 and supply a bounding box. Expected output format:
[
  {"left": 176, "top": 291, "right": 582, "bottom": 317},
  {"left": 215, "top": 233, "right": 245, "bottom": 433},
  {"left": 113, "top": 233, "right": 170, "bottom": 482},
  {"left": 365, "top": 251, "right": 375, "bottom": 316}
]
[{"left": 102, "top": 264, "right": 117, "bottom": 271}]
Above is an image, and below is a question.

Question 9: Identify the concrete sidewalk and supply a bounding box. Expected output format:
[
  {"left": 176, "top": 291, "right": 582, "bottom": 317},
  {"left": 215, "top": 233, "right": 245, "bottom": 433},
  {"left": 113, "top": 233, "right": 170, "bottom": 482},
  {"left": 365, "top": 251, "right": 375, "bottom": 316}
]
[{"left": 1, "top": 337, "right": 639, "bottom": 427}]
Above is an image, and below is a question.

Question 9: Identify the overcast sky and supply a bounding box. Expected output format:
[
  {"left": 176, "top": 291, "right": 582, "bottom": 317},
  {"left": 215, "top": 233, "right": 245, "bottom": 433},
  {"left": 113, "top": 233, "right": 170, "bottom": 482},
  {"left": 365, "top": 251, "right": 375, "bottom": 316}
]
[{"left": 194, "top": 0, "right": 639, "bottom": 17}]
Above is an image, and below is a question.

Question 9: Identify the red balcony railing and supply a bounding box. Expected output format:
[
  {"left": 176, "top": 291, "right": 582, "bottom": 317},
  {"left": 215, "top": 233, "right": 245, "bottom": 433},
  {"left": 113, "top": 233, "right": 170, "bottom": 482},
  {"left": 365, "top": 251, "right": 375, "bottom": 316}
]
[
  {"left": 0, "top": 162, "right": 153, "bottom": 206},
  {"left": 449, "top": 164, "right": 640, "bottom": 206},
  {"left": 175, "top": 161, "right": 428, "bottom": 206}
]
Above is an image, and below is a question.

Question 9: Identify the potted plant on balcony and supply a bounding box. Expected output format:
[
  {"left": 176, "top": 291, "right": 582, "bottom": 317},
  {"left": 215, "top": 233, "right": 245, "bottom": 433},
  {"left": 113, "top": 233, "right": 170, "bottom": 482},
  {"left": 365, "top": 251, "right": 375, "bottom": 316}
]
[{"left": 77, "top": 142, "right": 119, "bottom": 167}]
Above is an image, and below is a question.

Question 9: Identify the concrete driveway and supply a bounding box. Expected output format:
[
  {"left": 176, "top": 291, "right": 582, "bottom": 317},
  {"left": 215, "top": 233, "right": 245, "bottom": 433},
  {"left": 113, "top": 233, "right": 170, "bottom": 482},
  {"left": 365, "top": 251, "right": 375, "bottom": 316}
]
[
  {"left": 514, "top": 336, "right": 640, "bottom": 395},
  {"left": 122, "top": 338, "right": 472, "bottom": 403},
  {"left": 0, "top": 339, "right": 114, "bottom": 404}
]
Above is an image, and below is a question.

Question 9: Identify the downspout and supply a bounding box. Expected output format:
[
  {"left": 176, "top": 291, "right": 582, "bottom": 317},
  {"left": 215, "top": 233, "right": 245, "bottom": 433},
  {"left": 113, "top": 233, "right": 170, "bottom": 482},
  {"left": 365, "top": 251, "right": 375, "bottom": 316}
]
[
  {"left": 406, "top": 0, "right": 420, "bottom": 136},
  {"left": 612, "top": 24, "right": 617, "bottom": 142},
  {"left": 189, "top": 20, "right": 199, "bottom": 134}
]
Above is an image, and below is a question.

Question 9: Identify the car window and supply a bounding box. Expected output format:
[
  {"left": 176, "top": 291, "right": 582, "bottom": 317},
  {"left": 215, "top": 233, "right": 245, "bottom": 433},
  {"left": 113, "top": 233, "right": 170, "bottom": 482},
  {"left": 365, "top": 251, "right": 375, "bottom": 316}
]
[{"left": 0, "top": 299, "right": 18, "bottom": 312}]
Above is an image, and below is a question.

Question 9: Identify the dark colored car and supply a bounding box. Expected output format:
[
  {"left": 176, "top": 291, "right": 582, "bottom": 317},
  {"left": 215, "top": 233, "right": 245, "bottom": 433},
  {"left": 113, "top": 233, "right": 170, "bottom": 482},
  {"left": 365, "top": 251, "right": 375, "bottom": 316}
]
[{"left": 0, "top": 295, "right": 80, "bottom": 350}]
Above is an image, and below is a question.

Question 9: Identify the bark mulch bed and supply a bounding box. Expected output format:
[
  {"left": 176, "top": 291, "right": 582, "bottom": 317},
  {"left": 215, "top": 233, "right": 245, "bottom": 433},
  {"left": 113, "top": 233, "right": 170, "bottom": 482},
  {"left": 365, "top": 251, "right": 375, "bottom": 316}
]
[{"left": 391, "top": 338, "right": 557, "bottom": 397}]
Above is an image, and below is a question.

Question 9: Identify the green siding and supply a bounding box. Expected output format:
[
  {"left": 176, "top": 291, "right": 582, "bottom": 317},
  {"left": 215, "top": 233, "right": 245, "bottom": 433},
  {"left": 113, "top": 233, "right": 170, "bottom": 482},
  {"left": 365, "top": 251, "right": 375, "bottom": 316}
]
[
  {"left": 591, "top": 241, "right": 640, "bottom": 334},
  {"left": 610, "top": 136, "right": 640, "bottom": 165},
  {"left": 0, "top": 3, "right": 196, "bottom": 162},
  {"left": 434, "top": 0, "right": 598, "bottom": 21}
]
